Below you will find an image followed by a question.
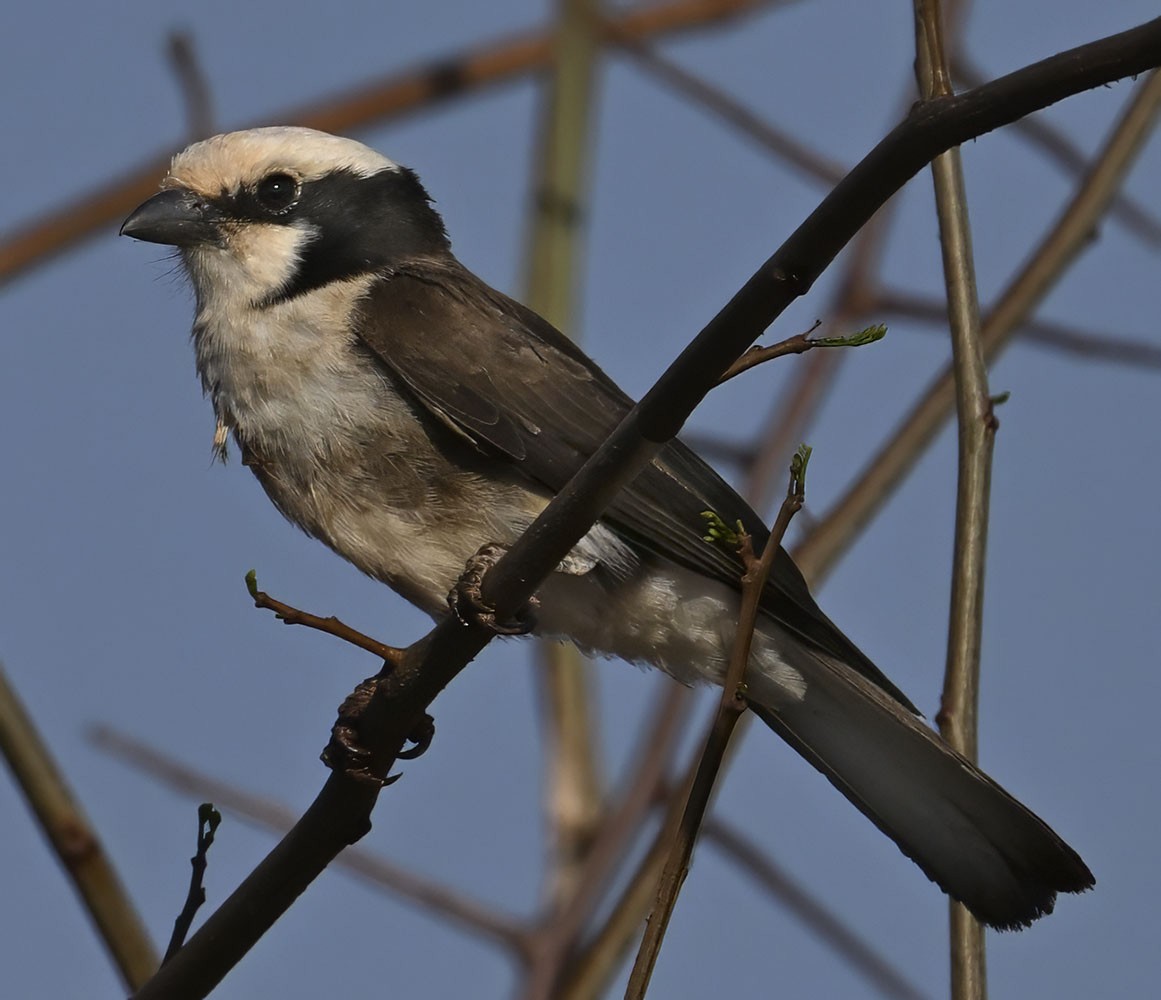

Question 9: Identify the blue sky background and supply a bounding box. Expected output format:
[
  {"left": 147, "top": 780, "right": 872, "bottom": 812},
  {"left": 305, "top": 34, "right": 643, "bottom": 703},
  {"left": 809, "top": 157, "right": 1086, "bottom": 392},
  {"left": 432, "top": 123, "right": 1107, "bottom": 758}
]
[{"left": 2, "top": 2, "right": 1159, "bottom": 997}]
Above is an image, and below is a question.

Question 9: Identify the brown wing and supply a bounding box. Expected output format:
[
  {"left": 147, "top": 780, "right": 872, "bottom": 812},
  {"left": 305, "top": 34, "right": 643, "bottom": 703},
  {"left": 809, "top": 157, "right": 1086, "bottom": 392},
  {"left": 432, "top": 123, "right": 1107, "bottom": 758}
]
[{"left": 354, "top": 257, "right": 916, "bottom": 711}]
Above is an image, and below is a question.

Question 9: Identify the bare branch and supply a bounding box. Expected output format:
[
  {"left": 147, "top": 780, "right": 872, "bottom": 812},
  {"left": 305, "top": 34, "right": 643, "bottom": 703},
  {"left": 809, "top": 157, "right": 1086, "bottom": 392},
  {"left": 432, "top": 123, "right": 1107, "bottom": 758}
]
[
  {"left": 520, "top": 683, "right": 693, "bottom": 1000},
  {"left": 625, "top": 447, "right": 809, "bottom": 998},
  {"left": 914, "top": 1, "right": 990, "bottom": 993},
  {"left": 717, "top": 322, "right": 885, "bottom": 385},
  {"left": 245, "top": 571, "right": 405, "bottom": 666},
  {"left": 163, "top": 805, "right": 221, "bottom": 964},
  {"left": 0, "top": 664, "right": 158, "bottom": 989}
]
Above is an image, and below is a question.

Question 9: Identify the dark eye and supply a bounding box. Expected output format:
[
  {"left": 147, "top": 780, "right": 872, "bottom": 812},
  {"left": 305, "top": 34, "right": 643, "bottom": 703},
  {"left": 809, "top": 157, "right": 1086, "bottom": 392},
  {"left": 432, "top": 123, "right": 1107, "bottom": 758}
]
[{"left": 254, "top": 172, "right": 299, "bottom": 213}]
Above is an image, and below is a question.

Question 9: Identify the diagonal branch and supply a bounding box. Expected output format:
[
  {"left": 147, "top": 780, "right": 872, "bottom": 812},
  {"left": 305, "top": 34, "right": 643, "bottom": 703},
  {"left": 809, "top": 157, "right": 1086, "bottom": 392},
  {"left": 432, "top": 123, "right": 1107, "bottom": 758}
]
[{"left": 0, "top": 664, "right": 158, "bottom": 989}]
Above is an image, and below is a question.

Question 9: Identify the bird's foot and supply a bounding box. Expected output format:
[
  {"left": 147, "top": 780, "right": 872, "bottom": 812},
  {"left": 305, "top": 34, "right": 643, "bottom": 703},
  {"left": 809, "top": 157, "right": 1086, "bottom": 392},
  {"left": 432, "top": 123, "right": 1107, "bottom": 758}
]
[
  {"left": 447, "top": 542, "right": 539, "bottom": 635},
  {"left": 322, "top": 676, "right": 435, "bottom": 785}
]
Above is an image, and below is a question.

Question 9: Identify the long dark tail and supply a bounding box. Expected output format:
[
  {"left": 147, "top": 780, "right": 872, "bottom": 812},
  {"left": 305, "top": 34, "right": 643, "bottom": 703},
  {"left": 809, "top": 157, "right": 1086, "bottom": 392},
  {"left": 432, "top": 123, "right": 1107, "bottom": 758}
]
[{"left": 746, "top": 646, "right": 1094, "bottom": 929}]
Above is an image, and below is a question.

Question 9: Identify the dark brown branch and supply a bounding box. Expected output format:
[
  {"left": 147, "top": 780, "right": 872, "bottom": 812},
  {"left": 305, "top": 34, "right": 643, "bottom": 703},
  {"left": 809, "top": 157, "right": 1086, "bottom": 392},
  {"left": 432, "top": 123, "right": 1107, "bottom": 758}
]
[
  {"left": 245, "top": 571, "right": 404, "bottom": 666},
  {"left": 717, "top": 327, "right": 815, "bottom": 383},
  {"left": 131, "top": 25, "right": 1161, "bottom": 999},
  {"left": 0, "top": 0, "right": 772, "bottom": 286},
  {"left": 625, "top": 450, "right": 807, "bottom": 998},
  {"left": 163, "top": 805, "right": 221, "bottom": 964},
  {"left": 716, "top": 321, "right": 886, "bottom": 385}
]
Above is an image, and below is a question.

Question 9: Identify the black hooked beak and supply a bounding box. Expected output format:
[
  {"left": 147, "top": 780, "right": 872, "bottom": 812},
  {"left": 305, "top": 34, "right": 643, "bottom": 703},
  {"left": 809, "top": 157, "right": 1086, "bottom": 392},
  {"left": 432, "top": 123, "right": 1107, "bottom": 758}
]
[{"left": 120, "top": 188, "right": 219, "bottom": 247}]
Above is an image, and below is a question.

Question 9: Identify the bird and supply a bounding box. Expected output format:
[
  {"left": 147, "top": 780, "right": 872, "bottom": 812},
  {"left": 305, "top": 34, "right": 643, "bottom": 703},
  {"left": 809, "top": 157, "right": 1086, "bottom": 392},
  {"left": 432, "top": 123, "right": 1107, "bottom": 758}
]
[{"left": 121, "top": 126, "right": 1093, "bottom": 929}]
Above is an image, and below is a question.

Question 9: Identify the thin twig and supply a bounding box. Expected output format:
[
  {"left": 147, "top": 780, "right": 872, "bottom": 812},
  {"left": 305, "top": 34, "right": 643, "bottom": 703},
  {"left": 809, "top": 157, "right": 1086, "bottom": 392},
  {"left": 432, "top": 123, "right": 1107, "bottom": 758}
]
[
  {"left": 794, "top": 67, "right": 1161, "bottom": 587},
  {"left": 717, "top": 321, "right": 885, "bottom": 385},
  {"left": 914, "top": 1, "right": 990, "bottom": 994},
  {"left": 738, "top": 143, "right": 894, "bottom": 517},
  {"left": 624, "top": 447, "right": 809, "bottom": 999},
  {"left": 166, "top": 31, "right": 214, "bottom": 140},
  {"left": 525, "top": 0, "right": 607, "bottom": 907},
  {"left": 0, "top": 0, "right": 773, "bottom": 286},
  {"left": 89, "top": 726, "right": 530, "bottom": 952},
  {"left": 702, "top": 818, "right": 930, "bottom": 1000},
  {"left": 0, "top": 664, "right": 158, "bottom": 990},
  {"left": 244, "top": 570, "right": 404, "bottom": 666},
  {"left": 164, "top": 804, "right": 222, "bottom": 964}
]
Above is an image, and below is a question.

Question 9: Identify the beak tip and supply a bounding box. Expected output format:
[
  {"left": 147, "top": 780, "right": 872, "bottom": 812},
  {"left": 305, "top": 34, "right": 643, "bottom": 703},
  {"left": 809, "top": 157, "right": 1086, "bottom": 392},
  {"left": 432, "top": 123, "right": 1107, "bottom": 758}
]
[{"left": 119, "top": 189, "right": 211, "bottom": 247}]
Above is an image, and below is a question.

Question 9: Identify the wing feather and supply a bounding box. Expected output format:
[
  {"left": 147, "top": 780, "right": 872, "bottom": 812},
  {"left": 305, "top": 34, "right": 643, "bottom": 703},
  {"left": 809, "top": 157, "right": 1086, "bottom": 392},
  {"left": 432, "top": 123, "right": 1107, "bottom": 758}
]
[{"left": 354, "top": 259, "right": 915, "bottom": 710}]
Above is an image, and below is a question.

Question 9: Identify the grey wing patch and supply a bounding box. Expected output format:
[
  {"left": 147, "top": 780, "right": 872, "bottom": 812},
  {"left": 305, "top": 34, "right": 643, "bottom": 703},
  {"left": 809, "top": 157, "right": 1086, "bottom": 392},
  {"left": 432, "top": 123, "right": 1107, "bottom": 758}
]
[{"left": 560, "top": 521, "right": 639, "bottom": 582}]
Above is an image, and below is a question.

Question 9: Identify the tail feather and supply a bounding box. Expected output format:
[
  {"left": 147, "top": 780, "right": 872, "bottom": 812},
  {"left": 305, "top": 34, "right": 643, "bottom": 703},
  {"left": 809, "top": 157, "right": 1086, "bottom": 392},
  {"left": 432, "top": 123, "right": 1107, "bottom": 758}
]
[{"left": 747, "top": 648, "right": 1094, "bottom": 930}]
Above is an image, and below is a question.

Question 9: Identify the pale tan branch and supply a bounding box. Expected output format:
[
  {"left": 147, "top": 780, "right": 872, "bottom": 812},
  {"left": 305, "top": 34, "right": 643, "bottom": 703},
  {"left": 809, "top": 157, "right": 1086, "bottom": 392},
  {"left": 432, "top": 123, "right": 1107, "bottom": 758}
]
[
  {"left": 525, "top": 0, "right": 607, "bottom": 907},
  {"left": 0, "top": 666, "right": 158, "bottom": 989},
  {"left": 915, "top": 1, "right": 990, "bottom": 993}
]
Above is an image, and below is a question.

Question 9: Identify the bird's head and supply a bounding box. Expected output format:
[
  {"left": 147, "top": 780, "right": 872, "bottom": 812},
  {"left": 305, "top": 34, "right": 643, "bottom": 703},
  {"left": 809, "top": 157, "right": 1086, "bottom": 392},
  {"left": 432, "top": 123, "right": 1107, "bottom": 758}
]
[{"left": 121, "top": 126, "right": 449, "bottom": 307}]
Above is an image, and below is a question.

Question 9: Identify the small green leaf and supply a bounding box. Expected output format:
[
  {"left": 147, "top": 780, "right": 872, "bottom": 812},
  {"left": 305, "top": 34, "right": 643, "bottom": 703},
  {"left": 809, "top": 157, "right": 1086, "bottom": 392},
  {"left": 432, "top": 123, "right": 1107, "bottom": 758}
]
[
  {"left": 813, "top": 322, "right": 887, "bottom": 349},
  {"left": 790, "top": 443, "right": 813, "bottom": 495},
  {"left": 244, "top": 569, "right": 259, "bottom": 598},
  {"left": 700, "top": 510, "right": 742, "bottom": 551}
]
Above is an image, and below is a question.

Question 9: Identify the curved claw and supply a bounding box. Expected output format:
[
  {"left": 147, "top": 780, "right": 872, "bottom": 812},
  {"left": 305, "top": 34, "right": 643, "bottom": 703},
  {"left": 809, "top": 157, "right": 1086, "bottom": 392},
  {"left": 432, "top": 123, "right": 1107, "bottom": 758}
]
[
  {"left": 447, "top": 543, "right": 540, "bottom": 635},
  {"left": 398, "top": 714, "right": 435, "bottom": 760}
]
